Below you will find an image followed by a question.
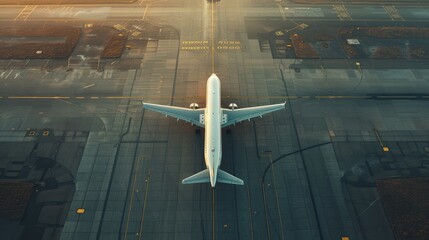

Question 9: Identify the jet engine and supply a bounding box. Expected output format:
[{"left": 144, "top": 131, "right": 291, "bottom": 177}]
[
  {"left": 228, "top": 103, "right": 238, "bottom": 110},
  {"left": 189, "top": 103, "right": 199, "bottom": 110}
]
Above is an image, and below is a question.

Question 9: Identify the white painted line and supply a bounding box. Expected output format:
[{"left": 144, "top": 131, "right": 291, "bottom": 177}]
[
  {"left": 82, "top": 84, "right": 95, "bottom": 89},
  {"left": 5, "top": 70, "right": 13, "bottom": 79}
]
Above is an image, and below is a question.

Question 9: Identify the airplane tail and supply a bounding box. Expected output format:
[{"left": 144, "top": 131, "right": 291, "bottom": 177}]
[{"left": 181, "top": 169, "right": 244, "bottom": 185}]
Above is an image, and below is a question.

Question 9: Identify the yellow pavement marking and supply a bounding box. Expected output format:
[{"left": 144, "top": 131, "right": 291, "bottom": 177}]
[
  {"left": 142, "top": 3, "right": 149, "bottom": 20},
  {"left": 262, "top": 154, "right": 286, "bottom": 240},
  {"left": 123, "top": 155, "right": 142, "bottom": 240},
  {"left": 7, "top": 96, "right": 70, "bottom": 99},
  {"left": 76, "top": 208, "right": 85, "bottom": 214},
  {"left": 211, "top": 0, "right": 215, "bottom": 73},
  {"left": 377, "top": 95, "right": 417, "bottom": 98},
  {"left": 5, "top": 17, "right": 429, "bottom": 23},
  {"left": 1, "top": 95, "right": 427, "bottom": 101},
  {"left": 138, "top": 169, "right": 151, "bottom": 238},
  {"left": 374, "top": 129, "right": 387, "bottom": 151}
]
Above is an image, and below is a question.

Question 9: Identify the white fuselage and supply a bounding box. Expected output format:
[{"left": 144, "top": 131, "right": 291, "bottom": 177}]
[{"left": 204, "top": 74, "right": 222, "bottom": 187}]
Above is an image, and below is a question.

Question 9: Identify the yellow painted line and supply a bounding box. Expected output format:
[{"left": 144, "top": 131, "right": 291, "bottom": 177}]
[
  {"left": 225, "top": 17, "right": 429, "bottom": 22},
  {"left": 342, "top": 96, "right": 371, "bottom": 99},
  {"left": 377, "top": 95, "right": 417, "bottom": 98},
  {"left": 315, "top": 95, "right": 369, "bottom": 99},
  {"left": 123, "top": 156, "right": 142, "bottom": 240},
  {"left": 0, "top": 2, "right": 428, "bottom": 6},
  {"left": 138, "top": 169, "right": 151, "bottom": 238},
  {"left": 14, "top": 5, "right": 27, "bottom": 21},
  {"left": 285, "top": 96, "right": 298, "bottom": 99},
  {"left": 7, "top": 96, "right": 70, "bottom": 99},
  {"left": 2, "top": 95, "right": 426, "bottom": 101},
  {"left": 374, "top": 129, "right": 386, "bottom": 150},
  {"left": 142, "top": 3, "right": 149, "bottom": 20},
  {"left": 316, "top": 96, "right": 337, "bottom": 99},
  {"left": 211, "top": 0, "right": 215, "bottom": 73},
  {"left": 6, "top": 18, "right": 429, "bottom": 23},
  {"left": 76, "top": 208, "right": 85, "bottom": 214},
  {"left": 212, "top": 187, "right": 215, "bottom": 240},
  {"left": 94, "top": 9, "right": 148, "bottom": 13},
  {"left": 104, "top": 96, "right": 134, "bottom": 99},
  {"left": 265, "top": 154, "right": 286, "bottom": 240},
  {"left": 0, "top": 3, "right": 142, "bottom": 7},
  {"left": 25, "top": 5, "right": 37, "bottom": 21}
]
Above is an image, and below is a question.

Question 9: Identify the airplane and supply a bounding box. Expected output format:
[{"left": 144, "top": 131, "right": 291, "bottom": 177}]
[{"left": 142, "top": 73, "right": 286, "bottom": 187}]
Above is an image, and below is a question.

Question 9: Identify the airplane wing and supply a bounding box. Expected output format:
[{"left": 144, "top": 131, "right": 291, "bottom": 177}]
[
  {"left": 143, "top": 102, "right": 205, "bottom": 128},
  {"left": 221, "top": 102, "right": 286, "bottom": 128}
]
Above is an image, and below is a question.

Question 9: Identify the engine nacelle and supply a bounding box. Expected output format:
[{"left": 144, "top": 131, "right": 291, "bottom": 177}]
[
  {"left": 189, "top": 103, "right": 199, "bottom": 110},
  {"left": 228, "top": 103, "right": 238, "bottom": 110}
]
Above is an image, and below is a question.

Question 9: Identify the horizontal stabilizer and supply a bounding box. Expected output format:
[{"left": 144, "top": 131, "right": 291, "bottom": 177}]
[
  {"left": 182, "top": 169, "right": 210, "bottom": 184},
  {"left": 217, "top": 169, "right": 244, "bottom": 185}
]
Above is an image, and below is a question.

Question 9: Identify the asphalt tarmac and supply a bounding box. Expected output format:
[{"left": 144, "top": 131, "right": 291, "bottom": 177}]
[{"left": 0, "top": 0, "right": 429, "bottom": 240}]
